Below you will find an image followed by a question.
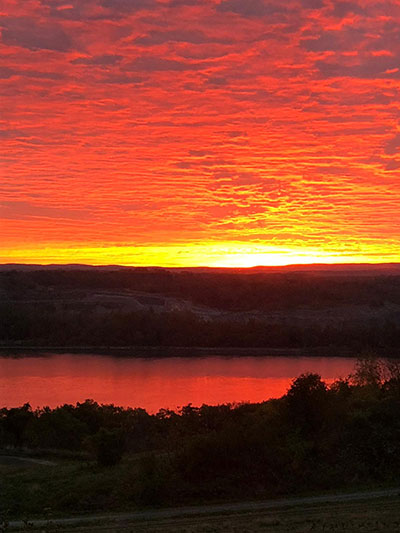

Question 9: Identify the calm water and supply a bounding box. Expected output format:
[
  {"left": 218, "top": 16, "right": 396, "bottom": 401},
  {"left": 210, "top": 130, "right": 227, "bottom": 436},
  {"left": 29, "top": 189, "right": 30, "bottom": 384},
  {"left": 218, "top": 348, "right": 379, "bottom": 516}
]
[{"left": 0, "top": 353, "right": 356, "bottom": 413}]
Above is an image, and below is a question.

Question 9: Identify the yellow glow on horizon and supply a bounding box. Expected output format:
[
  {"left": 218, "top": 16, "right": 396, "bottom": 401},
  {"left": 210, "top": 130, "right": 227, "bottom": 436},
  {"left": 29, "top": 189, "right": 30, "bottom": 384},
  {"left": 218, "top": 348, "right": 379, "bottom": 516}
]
[{"left": 1, "top": 242, "right": 399, "bottom": 268}]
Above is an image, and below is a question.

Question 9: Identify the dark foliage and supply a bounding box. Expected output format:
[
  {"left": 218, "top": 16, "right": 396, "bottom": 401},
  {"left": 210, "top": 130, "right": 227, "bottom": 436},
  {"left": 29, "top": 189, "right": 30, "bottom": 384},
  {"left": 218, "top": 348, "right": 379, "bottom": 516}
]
[
  {"left": 88, "top": 427, "right": 125, "bottom": 467},
  {"left": 1, "top": 269, "right": 400, "bottom": 350},
  {"left": 2, "top": 268, "right": 400, "bottom": 311}
]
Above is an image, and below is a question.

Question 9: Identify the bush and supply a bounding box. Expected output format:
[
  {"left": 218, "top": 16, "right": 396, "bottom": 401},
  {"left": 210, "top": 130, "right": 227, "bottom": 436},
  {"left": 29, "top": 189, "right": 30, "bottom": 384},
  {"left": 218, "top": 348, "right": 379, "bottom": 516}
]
[{"left": 88, "top": 428, "right": 125, "bottom": 467}]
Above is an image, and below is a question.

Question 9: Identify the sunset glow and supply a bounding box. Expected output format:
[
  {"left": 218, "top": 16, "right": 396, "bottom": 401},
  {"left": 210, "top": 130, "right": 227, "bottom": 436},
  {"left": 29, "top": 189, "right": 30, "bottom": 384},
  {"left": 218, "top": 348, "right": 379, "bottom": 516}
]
[{"left": 1, "top": 0, "right": 400, "bottom": 266}]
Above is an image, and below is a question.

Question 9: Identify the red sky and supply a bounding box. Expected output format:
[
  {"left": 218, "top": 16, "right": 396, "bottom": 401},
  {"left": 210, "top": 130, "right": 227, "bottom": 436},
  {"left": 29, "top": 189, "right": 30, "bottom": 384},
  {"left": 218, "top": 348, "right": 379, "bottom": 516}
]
[{"left": 1, "top": 0, "right": 400, "bottom": 266}]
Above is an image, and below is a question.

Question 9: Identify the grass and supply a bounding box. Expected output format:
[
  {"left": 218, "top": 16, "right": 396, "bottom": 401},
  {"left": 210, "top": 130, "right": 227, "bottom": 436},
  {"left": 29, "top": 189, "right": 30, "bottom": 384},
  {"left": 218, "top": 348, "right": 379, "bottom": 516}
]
[
  {"left": 0, "top": 459, "right": 134, "bottom": 518},
  {"left": 4, "top": 496, "right": 400, "bottom": 532},
  {"left": 2, "top": 456, "right": 400, "bottom": 532}
]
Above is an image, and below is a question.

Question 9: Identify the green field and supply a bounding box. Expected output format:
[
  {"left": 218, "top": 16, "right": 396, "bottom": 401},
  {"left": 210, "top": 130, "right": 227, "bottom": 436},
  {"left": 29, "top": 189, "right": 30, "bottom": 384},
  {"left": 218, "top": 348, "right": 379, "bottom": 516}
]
[
  {"left": 5, "top": 496, "right": 400, "bottom": 532},
  {"left": 2, "top": 457, "right": 400, "bottom": 532}
]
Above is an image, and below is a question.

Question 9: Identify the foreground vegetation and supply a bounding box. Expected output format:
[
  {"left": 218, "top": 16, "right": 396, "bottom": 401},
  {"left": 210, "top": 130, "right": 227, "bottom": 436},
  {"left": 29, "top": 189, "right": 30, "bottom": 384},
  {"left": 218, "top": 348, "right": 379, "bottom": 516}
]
[{"left": 1, "top": 358, "right": 400, "bottom": 520}]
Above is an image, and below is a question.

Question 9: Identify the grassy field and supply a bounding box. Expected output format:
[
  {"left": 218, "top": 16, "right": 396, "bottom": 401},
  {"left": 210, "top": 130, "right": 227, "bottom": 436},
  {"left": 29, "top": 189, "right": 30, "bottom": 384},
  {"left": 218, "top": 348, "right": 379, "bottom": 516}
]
[
  {"left": 0, "top": 458, "right": 137, "bottom": 519},
  {"left": 5, "top": 496, "right": 400, "bottom": 532},
  {"left": 2, "top": 458, "right": 400, "bottom": 532}
]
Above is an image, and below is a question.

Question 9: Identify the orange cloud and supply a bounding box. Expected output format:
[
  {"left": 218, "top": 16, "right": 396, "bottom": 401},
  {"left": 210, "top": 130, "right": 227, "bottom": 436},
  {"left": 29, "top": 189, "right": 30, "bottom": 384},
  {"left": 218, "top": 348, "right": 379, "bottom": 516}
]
[{"left": 1, "top": 0, "right": 399, "bottom": 266}]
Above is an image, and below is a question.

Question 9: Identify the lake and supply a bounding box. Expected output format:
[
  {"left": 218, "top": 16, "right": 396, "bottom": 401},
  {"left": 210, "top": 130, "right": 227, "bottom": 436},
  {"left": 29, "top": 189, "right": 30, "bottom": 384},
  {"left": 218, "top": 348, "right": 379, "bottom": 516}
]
[{"left": 0, "top": 353, "right": 357, "bottom": 412}]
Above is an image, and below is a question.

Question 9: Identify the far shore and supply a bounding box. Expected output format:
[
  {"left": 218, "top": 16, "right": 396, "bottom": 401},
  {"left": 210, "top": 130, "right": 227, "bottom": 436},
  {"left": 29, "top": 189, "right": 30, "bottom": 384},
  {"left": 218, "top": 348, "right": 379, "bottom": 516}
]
[{"left": 0, "top": 345, "right": 386, "bottom": 358}]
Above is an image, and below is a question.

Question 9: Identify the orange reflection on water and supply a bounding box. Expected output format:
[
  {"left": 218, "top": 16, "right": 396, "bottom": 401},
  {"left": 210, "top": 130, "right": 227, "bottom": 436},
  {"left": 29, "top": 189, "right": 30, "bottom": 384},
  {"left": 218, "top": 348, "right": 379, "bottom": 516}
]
[{"left": 0, "top": 354, "right": 356, "bottom": 413}]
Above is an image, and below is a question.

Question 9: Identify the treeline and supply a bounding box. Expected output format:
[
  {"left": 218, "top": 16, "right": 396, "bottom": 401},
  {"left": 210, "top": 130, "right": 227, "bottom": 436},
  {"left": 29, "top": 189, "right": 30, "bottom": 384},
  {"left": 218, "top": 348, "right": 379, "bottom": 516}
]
[
  {"left": 2, "top": 268, "right": 400, "bottom": 350},
  {"left": 1, "top": 304, "right": 400, "bottom": 350},
  {"left": 2, "top": 358, "right": 400, "bottom": 514},
  {"left": 2, "top": 269, "right": 400, "bottom": 311},
  {"left": 0, "top": 303, "right": 400, "bottom": 352}
]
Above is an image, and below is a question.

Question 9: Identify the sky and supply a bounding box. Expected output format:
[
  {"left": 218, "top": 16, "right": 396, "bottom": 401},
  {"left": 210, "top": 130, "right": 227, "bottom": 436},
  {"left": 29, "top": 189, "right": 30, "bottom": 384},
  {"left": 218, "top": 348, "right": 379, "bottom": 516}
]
[{"left": 1, "top": 0, "right": 400, "bottom": 267}]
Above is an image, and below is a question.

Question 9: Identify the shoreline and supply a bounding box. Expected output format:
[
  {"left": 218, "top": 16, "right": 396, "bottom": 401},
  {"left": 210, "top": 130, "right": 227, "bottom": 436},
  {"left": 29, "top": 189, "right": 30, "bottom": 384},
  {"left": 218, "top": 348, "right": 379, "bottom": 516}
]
[{"left": 0, "top": 345, "right": 377, "bottom": 358}]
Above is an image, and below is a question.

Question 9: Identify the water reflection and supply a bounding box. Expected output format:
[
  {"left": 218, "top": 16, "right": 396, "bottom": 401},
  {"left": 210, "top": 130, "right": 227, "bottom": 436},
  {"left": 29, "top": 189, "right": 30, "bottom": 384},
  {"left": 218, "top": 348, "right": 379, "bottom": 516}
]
[{"left": 0, "top": 353, "right": 356, "bottom": 412}]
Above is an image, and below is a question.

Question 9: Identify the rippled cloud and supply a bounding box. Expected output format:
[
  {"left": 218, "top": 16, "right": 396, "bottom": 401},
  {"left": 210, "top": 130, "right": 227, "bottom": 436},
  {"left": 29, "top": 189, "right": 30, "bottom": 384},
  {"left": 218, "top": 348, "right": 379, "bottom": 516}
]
[{"left": 1, "top": 0, "right": 399, "bottom": 265}]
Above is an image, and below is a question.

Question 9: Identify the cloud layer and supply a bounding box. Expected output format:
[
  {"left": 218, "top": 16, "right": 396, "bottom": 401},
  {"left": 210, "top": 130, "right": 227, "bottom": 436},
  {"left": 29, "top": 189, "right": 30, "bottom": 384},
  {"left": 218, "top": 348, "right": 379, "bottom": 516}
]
[{"left": 1, "top": 0, "right": 399, "bottom": 265}]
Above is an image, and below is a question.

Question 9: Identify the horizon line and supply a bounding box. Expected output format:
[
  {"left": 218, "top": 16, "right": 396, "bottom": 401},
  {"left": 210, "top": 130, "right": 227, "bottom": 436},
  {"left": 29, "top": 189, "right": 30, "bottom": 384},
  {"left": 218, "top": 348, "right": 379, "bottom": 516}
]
[{"left": 1, "top": 262, "right": 400, "bottom": 270}]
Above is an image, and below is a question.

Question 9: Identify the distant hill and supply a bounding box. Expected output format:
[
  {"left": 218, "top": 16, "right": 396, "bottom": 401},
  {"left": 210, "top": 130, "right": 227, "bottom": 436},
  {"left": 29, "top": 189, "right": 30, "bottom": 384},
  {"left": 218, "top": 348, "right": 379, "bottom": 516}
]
[
  {"left": 0, "top": 263, "right": 128, "bottom": 272},
  {"left": 1, "top": 262, "right": 400, "bottom": 276},
  {"left": 1, "top": 265, "right": 400, "bottom": 351}
]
